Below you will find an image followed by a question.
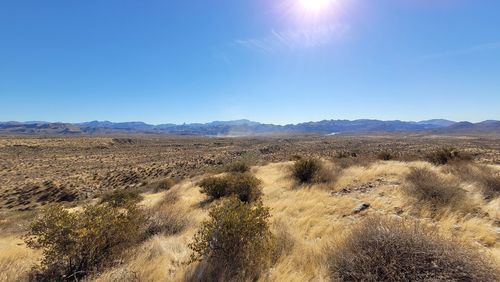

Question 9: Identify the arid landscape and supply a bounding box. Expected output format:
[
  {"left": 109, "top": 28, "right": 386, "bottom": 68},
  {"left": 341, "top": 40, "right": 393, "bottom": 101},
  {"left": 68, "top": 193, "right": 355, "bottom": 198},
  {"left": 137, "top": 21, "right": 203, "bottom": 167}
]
[
  {"left": 2, "top": 0, "right": 500, "bottom": 281},
  {"left": 1, "top": 134, "right": 499, "bottom": 281}
]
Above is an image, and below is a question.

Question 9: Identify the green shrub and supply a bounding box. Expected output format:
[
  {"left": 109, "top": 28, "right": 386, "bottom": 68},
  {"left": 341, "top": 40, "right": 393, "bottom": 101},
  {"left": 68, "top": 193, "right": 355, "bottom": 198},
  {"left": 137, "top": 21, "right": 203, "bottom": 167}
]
[
  {"left": 188, "top": 197, "right": 275, "bottom": 281},
  {"left": 329, "top": 217, "right": 499, "bottom": 281},
  {"left": 404, "top": 168, "right": 466, "bottom": 211},
  {"left": 100, "top": 189, "right": 143, "bottom": 207},
  {"left": 24, "top": 204, "right": 144, "bottom": 281},
  {"left": 225, "top": 161, "right": 250, "bottom": 173},
  {"left": 198, "top": 173, "right": 262, "bottom": 203}
]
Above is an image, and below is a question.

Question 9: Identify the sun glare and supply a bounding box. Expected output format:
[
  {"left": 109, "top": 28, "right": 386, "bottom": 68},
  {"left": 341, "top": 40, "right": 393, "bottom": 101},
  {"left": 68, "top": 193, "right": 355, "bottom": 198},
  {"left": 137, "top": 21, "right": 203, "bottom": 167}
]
[{"left": 299, "top": 0, "right": 333, "bottom": 13}]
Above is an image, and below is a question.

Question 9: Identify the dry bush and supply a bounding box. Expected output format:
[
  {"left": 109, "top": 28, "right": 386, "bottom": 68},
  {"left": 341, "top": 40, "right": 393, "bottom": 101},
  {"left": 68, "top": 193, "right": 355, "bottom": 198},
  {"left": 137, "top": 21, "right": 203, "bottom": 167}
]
[
  {"left": 99, "top": 188, "right": 143, "bottom": 207},
  {"left": 426, "top": 147, "right": 471, "bottom": 165},
  {"left": 198, "top": 173, "right": 262, "bottom": 203},
  {"left": 292, "top": 158, "right": 322, "bottom": 184},
  {"left": 143, "top": 191, "right": 190, "bottom": 237},
  {"left": 477, "top": 171, "right": 500, "bottom": 199},
  {"left": 151, "top": 178, "right": 176, "bottom": 193},
  {"left": 446, "top": 163, "right": 500, "bottom": 200},
  {"left": 188, "top": 197, "right": 275, "bottom": 281},
  {"left": 24, "top": 203, "right": 144, "bottom": 281},
  {"left": 329, "top": 217, "right": 499, "bottom": 281},
  {"left": 225, "top": 161, "right": 251, "bottom": 173},
  {"left": 404, "top": 167, "right": 467, "bottom": 211},
  {"left": 292, "top": 158, "right": 336, "bottom": 184},
  {"left": 377, "top": 150, "right": 394, "bottom": 161}
]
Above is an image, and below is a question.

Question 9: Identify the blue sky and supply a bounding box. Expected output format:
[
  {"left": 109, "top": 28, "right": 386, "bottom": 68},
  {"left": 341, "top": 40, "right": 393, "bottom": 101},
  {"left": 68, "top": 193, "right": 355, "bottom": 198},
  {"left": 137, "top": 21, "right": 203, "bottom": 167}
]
[{"left": 1, "top": 0, "right": 499, "bottom": 124}]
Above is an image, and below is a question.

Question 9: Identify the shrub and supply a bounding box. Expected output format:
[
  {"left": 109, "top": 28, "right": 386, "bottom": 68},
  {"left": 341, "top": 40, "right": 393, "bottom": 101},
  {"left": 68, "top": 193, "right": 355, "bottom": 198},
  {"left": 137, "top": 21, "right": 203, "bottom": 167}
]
[
  {"left": 404, "top": 167, "right": 466, "bottom": 211},
  {"left": 477, "top": 170, "right": 500, "bottom": 199},
  {"left": 329, "top": 217, "right": 499, "bottom": 281},
  {"left": 198, "top": 173, "right": 262, "bottom": 203},
  {"left": 377, "top": 150, "right": 393, "bottom": 161},
  {"left": 152, "top": 178, "right": 176, "bottom": 193},
  {"left": 225, "top": 161, "right": 250, "bottom": 173},
  {"left": 24, "top": 204, "right": 144, "bottom": 281},
  {"left": 100, "top": 189, "right": 143, "bottom": 207},
  {"left": 291, "top": 158, "right": 336, "bottom": 184},
  {"left": 426, "top": 147, "right": 471, "bottom": 165},
  {"left": 446, "top": 163, "right": 500, "bottom": 200},
  {"left": 188, "top": 197, "right": 275, "bottom": 281},
  {"left": 292, "top": 158, "right": 321, "bottom": 183}
]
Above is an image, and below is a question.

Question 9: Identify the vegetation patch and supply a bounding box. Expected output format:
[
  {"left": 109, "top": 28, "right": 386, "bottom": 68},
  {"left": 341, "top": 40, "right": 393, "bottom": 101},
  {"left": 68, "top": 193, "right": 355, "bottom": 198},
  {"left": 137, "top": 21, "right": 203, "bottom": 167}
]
[
  {"left": 426, "top": 147, "right": 471, "bottom": 165},
  {"left": 188, "top": 197, "right": 275, "bottom": 281},
  {"left": 447, "top": 163, "right": 500, "bottom": 200},
  {"left": 198, "top": 173, "right": 262, "bottom": 203},
  {"left": 404, "top": 167, "right": 467, "bottom": 211},
  {"left": 377, "top": 150, "right": 394, "bottom": 161},
  {"left": 225, "top": 161, "right": 251, "bottom": 173},
  {"left": 329, "top": 217, "right": 499, "bottom": 281},
  {"left": 24, "top": 203, "right": 144, "bottom": 281},
  {"left": 99, "top": 189, "right": 143, "bottom": 208},
  {"left": 291, "top": 158, "right": 336, "bottom": 184},
  {"left": 151, "top": 178, "right": 177, "bottom": 193},
  {"left": 144, "top": 191, "right": 190, "bottom": 236}
]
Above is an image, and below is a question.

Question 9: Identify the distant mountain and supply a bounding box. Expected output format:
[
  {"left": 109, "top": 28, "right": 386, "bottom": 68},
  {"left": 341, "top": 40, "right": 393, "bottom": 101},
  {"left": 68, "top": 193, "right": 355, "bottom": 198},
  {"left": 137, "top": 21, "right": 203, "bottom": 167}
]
[
  {"left": 416, "top": 119, "right": 457, "bottom": 127},
  {"left": 0, "top": 119, "right": 498, "bottom": 136},
  {"left": 435, "top": 120, "right": 500, "bottom": 134}
]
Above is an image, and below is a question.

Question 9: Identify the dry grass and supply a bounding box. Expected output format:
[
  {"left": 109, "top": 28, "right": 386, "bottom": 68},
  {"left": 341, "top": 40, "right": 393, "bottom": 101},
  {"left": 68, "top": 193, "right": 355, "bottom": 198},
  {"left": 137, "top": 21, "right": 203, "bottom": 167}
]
[
  {"left": 404, "top": 167, "right": 469, "bottom": 213},
  {"left": 1, "top": 158, "right": 499, "bottom": 281},
  {"left": 328, "top": 217, "right": 499, "bottom": 281},
  {"left": 144, "top": 190, "right": 192, "bottom": 237}
]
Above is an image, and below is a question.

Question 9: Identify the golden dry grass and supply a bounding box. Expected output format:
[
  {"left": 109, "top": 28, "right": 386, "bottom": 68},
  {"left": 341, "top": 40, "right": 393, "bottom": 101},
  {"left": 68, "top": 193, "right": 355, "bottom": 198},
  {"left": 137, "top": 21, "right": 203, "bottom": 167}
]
[{"left": 1, "top": 160, "right": 499, "bottom": 281}]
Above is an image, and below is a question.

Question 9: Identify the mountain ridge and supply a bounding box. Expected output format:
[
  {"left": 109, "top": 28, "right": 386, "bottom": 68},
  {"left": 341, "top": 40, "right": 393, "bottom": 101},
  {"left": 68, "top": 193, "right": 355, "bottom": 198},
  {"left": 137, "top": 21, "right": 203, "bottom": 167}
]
[{"left": 0, "top": 119, "right": 498, "bottom": 136}]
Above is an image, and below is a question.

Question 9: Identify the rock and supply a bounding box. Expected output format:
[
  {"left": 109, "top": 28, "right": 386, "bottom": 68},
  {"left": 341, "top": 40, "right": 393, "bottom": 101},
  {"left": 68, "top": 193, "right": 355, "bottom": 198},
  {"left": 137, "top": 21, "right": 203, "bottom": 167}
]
[{"left": 352, "top": 203, "right": 370, "bottom": 214}]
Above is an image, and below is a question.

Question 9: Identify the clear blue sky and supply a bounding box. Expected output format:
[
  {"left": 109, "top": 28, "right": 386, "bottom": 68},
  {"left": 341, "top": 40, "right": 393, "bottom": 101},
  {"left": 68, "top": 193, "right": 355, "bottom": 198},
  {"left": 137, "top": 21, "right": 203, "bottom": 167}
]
[{"left": 1, "top": 0, "right": 499, "bottom": 124}]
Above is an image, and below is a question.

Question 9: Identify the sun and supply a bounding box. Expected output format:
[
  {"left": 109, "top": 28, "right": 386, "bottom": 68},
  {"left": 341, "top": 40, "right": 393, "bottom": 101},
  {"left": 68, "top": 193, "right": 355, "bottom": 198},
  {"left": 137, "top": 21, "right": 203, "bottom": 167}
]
[{"left": 299, "top": 0, "right": 333, "bottom": 13}]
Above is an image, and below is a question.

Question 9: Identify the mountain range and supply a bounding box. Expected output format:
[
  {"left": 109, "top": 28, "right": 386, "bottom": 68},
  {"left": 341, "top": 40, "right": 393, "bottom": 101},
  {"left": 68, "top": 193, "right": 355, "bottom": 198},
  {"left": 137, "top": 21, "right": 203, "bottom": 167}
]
[{"left": 0, "top": 119, "right": 499, "bottom": 136}]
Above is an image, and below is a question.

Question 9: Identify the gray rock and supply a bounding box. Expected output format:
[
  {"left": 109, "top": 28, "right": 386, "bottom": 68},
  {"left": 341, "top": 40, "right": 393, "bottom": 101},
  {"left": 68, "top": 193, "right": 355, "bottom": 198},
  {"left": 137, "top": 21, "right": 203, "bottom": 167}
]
[{"left": 352, "top": 203, "right": 370, "bottom": 214}]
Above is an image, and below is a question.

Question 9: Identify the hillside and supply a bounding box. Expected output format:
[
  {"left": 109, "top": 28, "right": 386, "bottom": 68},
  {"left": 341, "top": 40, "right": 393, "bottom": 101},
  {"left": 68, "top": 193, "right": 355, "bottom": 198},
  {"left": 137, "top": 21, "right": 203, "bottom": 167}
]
[{"left": 1, "top": 159, "right": 499, "bottom": 281}]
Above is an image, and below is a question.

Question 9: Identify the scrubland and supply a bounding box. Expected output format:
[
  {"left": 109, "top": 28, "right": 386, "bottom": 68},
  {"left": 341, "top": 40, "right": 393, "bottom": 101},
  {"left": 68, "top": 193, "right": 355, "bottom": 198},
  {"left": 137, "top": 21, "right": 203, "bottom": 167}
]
[{"left": 0, "top": 135, "right": 499, "bottom": 281}]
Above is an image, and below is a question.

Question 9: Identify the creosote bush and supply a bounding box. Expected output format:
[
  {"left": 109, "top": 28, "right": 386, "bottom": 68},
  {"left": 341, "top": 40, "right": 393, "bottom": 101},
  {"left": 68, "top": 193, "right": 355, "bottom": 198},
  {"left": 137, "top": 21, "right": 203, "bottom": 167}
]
[
  {"left": 329, "top": 217, "right": 499, "bottom": 281},
  {"left": 225, "top": 161, "right": 251, "bottom": 173},
  {"left": 100, "top": 188, "right": 143, "bottom": 207},
  {"left": 198, "top": 173, "right": 262, "bottom": 203},
  {"left": 24, "top": 203, "right": 144, "bottom": 281},
  {"left": 188, "top": 197, "right": 275, "bottom": 281},
  {"left": 404, "top": 167, "right": 467, "bottom": 211}
]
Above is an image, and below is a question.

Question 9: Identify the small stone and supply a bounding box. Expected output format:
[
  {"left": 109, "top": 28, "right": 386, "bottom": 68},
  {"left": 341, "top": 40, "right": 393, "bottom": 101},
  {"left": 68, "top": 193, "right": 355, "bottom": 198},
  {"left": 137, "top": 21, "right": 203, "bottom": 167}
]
[{"left": 352, "top": 203, "right": 370, "bottom": 214}]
